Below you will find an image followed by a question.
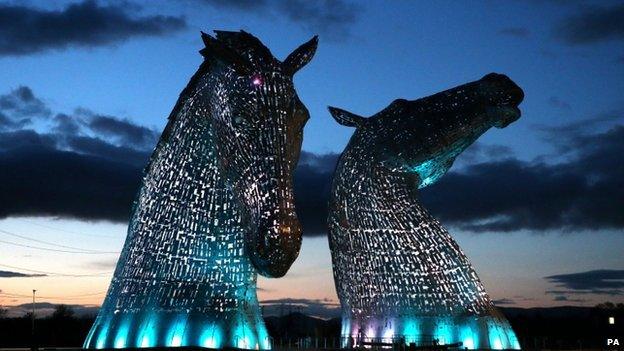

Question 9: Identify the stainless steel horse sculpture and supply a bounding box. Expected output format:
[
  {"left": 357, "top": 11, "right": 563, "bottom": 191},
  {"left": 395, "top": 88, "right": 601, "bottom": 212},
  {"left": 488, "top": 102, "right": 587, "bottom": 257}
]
[
  {"left": 328, "top": 73, "right": 524, "bottom": 350},
  {"left": 84, "top": 30, "right": 317, "bottom": 350}
]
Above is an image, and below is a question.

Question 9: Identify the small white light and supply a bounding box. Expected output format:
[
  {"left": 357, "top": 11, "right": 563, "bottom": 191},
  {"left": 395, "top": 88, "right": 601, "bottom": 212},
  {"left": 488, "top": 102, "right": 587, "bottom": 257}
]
[{"left": 609, "top": 317, "right": 615, "bottom": 325}]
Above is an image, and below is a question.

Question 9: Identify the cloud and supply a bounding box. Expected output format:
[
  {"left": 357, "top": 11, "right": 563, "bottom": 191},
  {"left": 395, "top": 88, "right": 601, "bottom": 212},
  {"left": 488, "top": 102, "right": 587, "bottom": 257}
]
[
  {"left": 492, "top": 298, "right": 516, "bottom": 305},
  {"left": 552, "top": 295, "right": 587, "bottom": 303},
  {"left": 1, "top": 86, "right": 622, "bottom": 235},
  {"left": 79, "top": 109, "right": 159, "bottom": 149},
  {"left": 0, "top": 145, "right": 143, "bottom": 221},
  {"left": 0, "top": 86, "right": 148, "bottom": 222},
  {"left": 545, "top": 270, "right": 624, "bottom": 295},
  {"left": 498, "top": 27, "right": 530, "bottom": 38},
  {"left": 195, "top": 0, "right": 362, "bottom": 41},
  {"left": 86, "top": 258, "right": 119, "bottom": 270},
  {"left": 554, "top": 4, "right": 624, "bottom": 45},
  {"left": 0, "top": 0, "right": 187, "bottom": 56},
  {"left": 294, "top": 152, "right": 337, "bottom": 235},
  {"left": 532, "top": 107, "right": 622, "bottom": 138},
  {"left": 0, "top": 86, "right": 49, "bottom": 131},
  {"left": 0, "top": 270, "right": 46, "bottom": 278},
  {"left": 420, "top": 124, "right": 624, "bottom": 232}
]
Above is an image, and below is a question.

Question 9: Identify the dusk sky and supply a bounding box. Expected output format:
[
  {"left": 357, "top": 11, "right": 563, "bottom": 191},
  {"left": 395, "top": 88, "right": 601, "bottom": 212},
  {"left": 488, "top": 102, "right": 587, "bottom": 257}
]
[{"left": 0, "top": 0, "right": 623, "bottom": 319}]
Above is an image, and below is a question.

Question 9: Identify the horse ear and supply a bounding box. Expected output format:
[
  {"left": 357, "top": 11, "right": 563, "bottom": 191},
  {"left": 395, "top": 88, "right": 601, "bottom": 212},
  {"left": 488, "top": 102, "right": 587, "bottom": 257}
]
[
  {"left": 328, "top": 106, "right": 365, "bottom": 128},
  {"left": 283, "top": 36, "right": 318, "bottom": 75},
  {"left": 200, "top": 31, "right": 253, "bottom": 75}
]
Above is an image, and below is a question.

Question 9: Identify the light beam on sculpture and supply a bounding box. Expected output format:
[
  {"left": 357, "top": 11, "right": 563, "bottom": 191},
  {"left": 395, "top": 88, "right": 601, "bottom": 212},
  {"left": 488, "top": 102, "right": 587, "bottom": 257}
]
[
  {"left": 83, "top": 30, "right": 317, "bottom": 349},
  {"left": 327, "top": 73, "right": 524, "bottom": 350}
]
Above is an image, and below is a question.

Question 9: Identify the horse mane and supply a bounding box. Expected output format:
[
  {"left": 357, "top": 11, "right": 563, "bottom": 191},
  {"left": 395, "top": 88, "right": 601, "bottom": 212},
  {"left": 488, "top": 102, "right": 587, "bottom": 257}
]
[
  {"left": 213, "top": 30, "right": 276, "bottom": 65},
  {"left": 142, "top": 31, "right": 278, "bottom": 175}
]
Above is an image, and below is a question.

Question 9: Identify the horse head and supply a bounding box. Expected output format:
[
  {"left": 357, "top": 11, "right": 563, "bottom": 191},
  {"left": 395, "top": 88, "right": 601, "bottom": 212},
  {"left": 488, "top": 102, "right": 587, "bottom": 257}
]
[
  {"left": 328, "top": 73, "right": 523, "bottom": 188},
  {"left": 198, "top": 31, "right": 317, "bottom": 277}
]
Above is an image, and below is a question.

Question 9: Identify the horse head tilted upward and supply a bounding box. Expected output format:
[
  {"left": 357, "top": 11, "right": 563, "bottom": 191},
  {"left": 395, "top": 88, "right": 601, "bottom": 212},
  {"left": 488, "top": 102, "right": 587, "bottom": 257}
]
[
  {"left": 327, "top": 74, "right": 524, "bottom": 349},
  {"left": 84, "top": 30, "right": 317, "bottom": 350}
]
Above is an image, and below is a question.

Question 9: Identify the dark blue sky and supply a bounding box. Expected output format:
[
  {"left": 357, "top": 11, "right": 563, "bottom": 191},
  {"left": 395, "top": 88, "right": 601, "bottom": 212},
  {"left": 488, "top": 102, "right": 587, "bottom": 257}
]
[{"left": 0, "top": 0, "right": 622, "bottom": 316}]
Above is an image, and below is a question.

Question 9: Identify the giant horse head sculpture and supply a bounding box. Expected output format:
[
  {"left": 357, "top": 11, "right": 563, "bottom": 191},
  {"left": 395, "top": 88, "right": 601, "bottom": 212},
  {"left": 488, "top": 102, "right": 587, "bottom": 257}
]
[
  {"left": 329, "top": 73, "right": 523, "bottom": 188},
  {"left": 200, "top": 31, "right": 317, "bottom": 277},
  {"left": 84, "top": 31, "right": 317, "bottom": 350},
  {"left": 327, "top": 74, "right": 524, "bottom": 349}
]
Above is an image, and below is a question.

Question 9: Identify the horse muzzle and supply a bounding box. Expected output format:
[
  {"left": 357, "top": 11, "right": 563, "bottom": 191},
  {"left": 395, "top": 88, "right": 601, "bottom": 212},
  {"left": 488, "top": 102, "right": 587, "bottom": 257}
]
[{"left": 248, "top": 213, "right": 303, "bottom": 278}]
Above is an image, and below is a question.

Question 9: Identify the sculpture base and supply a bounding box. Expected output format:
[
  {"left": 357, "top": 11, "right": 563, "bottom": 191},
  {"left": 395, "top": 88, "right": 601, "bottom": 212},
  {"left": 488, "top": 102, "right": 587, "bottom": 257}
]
[
  {"left": 83, "top": 311, "right": 271, "bottom": 350},
  {"left": 340, "top": 313, "right": 520, "bottom": 350}
]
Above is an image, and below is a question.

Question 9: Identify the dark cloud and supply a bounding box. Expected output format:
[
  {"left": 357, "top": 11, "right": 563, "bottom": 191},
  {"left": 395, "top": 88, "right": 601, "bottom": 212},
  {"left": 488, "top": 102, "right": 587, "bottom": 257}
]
[
  {"left": 53, "top": 113, "right": 81, "bottom": 135},
  {"left": 545, "top": 270, "right": 624, "bottom": 295},
  {"left": 0, "top": 86, "right": 147, "bottom": 222},
  {"left": 80, "top": 110, "right": 159, "bottom": 149},
  {"left": 0, "top": 145, "right": 143, "bottom": 222},
  {"left": 552, "top": 295, "right": 587, "bottom": 303},
  {"left": 0, "top": 0, "right": 187, "bottom": 56},
  {"left": 421, "top": 124, "right": 624, "bottom": 232},
  {"left": 0, "top": 111, "right": 30, "bottom": 131},
  {"left": 492, "top": 298, "right": 516, "bottom": 305},
  {"left": 0, "top": 270, "right": 46, "bottom": 278},
  {"left": 498, "top": 27, "right": 530, "bottom": 38},
  {"left": 554, "top": 4, "right": 624, "bottom": 45},
  {"left": 1, "top": 86, "right": 622, "bottom": 235},
  {"left": 294, "top": 152, "right": 337, "bottom": 235},
  {"left": 532, "top": 107, "right": 622, "bottom": 138},
  {"left": 195, "top": 0, "right": 361, "bottom": 41},
  {"left": 276, "top": 0, "right": 361, "bottom": 41},
  {"left": 0, "top": 86, "right": 50, "bottom": 126}
]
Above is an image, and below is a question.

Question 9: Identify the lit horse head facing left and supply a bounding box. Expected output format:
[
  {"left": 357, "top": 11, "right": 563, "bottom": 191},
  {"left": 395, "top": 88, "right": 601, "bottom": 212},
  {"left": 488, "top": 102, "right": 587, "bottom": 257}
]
[{"left": 200, "top": 31, "right": 317, "bottom": 277}]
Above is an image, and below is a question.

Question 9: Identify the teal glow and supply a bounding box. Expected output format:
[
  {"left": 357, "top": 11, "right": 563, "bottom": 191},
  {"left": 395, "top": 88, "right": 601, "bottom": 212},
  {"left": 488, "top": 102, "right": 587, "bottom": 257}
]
[
  {"left": 94, "top": 322, "right": 110, "bottom": 349},
  {"left": 200, "top": 324, "right": 222, "bottom": 349},
  {"left": 402, "top": 319, "right": 420, "bottom": 344},
  {"left": 113, "top": 318, "right": 132, "bottom": 349},
  {"left": 488, "top": 325, "right": 504, "bottom": 350},
  {"left": 83, "top": 321, "right": 96, "bottom": 348},
  {"left": 167, "top": 316, "right": 188, "bottom": 347},
  {"left": 257, "top": 325, "right": 271, "bottom": 350},
  {"left": 412, "top": 160, "right": 438, "bottom": 187},
  {"left": 137, "top": 314, "right": 158, "bottom": 348},
  {"left": 234, "top": 321, "right": 257, "bottom": 349},
  {"left": 508, "top": 329, "right": 521, "bottom": 350},
  {"left": 435, "top": 322, "right": 452, "bottom": 345},
  {"left": 459, "top": 324, "right": 477, "bottom": 350}
]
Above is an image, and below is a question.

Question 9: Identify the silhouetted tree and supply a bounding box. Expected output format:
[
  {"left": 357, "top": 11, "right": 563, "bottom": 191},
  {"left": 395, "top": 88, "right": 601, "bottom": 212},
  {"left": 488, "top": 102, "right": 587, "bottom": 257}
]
[
  {"left": 50, "top": 305, "right": 75, "bottom": 320},
  {"left": 596, "top": 302, "right": 624, "bottom": 310}
]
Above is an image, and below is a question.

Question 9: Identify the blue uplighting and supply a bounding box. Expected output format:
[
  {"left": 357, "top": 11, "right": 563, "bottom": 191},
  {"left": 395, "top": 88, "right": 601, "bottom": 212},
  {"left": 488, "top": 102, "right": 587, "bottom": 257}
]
[
  {"left": 114, "top": 317, "right": 132, "bottom": 349},
  {"left": 200, "top": 323, "right": 222, "bottom": 349},
  {"left": 167, "top": 316, "right": 188, "bottom": 347}
]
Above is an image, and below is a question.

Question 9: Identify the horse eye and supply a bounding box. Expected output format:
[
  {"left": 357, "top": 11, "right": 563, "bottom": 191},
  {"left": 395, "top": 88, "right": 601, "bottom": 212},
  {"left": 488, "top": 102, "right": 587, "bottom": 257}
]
[{"left": 251, "top": 74, "right": 263, "bottom": 86}]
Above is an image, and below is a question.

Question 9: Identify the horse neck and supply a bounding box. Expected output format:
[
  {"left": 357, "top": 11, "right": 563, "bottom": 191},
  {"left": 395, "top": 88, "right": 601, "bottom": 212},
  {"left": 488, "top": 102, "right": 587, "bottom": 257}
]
[{"left": 330, "top": 149, "right": 432, "bottom": 227}]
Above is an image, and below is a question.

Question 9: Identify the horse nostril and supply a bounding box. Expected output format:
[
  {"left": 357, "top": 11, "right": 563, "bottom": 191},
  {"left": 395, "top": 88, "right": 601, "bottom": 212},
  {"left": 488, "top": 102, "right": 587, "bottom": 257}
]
[{"left": 250, "top": 214, "right": 303, "bottom": 278}]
